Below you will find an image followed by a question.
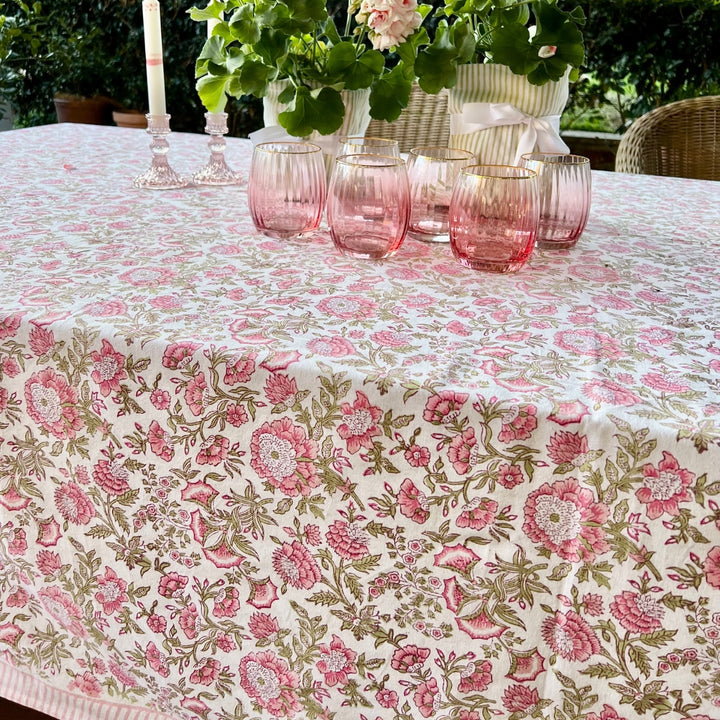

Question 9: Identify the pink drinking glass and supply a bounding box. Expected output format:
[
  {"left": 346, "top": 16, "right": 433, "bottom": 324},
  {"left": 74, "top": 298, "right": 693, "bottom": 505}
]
[
  {"left": 449, "top": 164, "right": 539, "bottom": 273},
  {"left": 248, "top": 141, "right": 326, "bottom": 239},
  {"left": 327, "top": 153, "right": 410, "bottom": 259},
  {"left": 407, "top": 146, "right": 475, "bottom": 242},
  {"left": 519, "top": 152, "right": 592, "bottom": 249}
]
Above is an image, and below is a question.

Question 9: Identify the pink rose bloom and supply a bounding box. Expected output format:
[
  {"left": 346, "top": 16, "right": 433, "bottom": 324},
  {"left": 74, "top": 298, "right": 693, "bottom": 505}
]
[
  {"left": 212, "top": 587, "right": 240, "bottom": 618},
  {"left": 2, "top": 357, "right": 20, "bottom": 377},
  {"left": 458, "top": 659, "right": 493, "bottom": 693},
  {"left": 413, "top": 677, "right": 440, "bottom": 718},
  {"left": 448, "top": 426, "right": 477, "bottom": 474},
  {"left": 90, "top": 339, "right": 127, "bottom": 396},
  {"left": 316, "top": 634, "right": 357, "bottom": 686},
  {"left": 185, "top": 373, "right": 209, "bottom": 416},
  {"left": 541, "top": 610, "right": 600, "bottom": 661},
  {"left": 39, "top": 586, "right": 87, "bottom": 638},
  {"left": 148, "top": 421, "right": 174, "bottom": 462},
  {"left": 25, "top": 368, "right": 83, "bottom": 439},
  {"left": 7, "top": 587, "right": 29, "bottom": 608},
  {"left": 150, "top": 388, "right": 171, "bottom": 410},
  {"left": 226, "top": 403, "right": 249, "bottom": 427},
  {"left": 497, "top": 463, "right": 524, "bottom": 489},
  {"left": 272, "top": 541, "right": 321, "bottom": 590},
  {"left": 69, "top": 671, "right": 102, "bottom": 697},
  {"left": 610, "top": 590, "right": 664, "bottom": 633},
  {"left": 196, "top": 434, "right": 229, "bottom": 466},
  {"left": 190, "top": 658, "right": 221, "bottom": 686},
  {"left": 338, "top": 391, "right": 382, "bottom": 454},
  {"left": 636, "top": 451, "right": 694, "bottom": 519},
  {"left": 0, "top": 314, "right": 21, "bottom": 339},
  {"left": 404, "top": 444, "right": 430, "bottom": 467},
  {"left": 147, "top": 614, "right": 167, "bottom": 633},
  {"left": 93, "top": 459, "right": 131, "bottom": 495},
  {"left": 54, "top": 482, "right": 95, "bottom": 525},
  {"left": 326, "top": 520, "right": 371, "bottom": 560},
  {"left": 238, "top": 651, "right": 300, "bottom": 717},
  {"left": 146, "top": 641, "right": 170, "bottom": 678},
  {"left": 498, "top": 404, "right": 537, "bottom": 442},
  {"left": 95, "top": 566, "right": 128, "bottom": 615},
  {"left": 251, "top": 418, "right": 320, "bottom": 496},
  {"left": 423, "top": 390, "right": 468, "bottom": 425},
  {"left": 376, "top": 688, "right": 399, "bottom": 708},
  {"left": 179, "top": 604, "right": 199, "bottom": 639},
  {"left": 162, "top": 341, "right": 200, "bottom": 370},
  {"left": 457, "top": 497, "right": 498, "bottom": 530},
  {"left": 8, "top": 528, "right": 27, "bottom": 555},
  {"left": 307, "top": 335, "right": 356, "bottom": 357},
  {"left": 582, "top": 378, "right": 639, "bottom": 406},
  {"left": 224, "top": 353, "right": 256, "bottom": 385},
  {"left": 158, "top": 572, "right": 188, "bottom": 598},
  {"left": 391, "top": 644, "right": 430, "bottom": 673},
  {"left": 523, "top": 477, "right": 610, "bottom": 563}
]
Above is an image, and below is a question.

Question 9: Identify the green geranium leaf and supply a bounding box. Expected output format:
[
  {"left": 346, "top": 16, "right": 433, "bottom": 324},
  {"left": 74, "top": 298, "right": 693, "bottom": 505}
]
[
  {"left": 239, "top": 60, "right": 276, "bottom": 96},
  {"left": 196, "top": 73, "right": 230, "bottom": 113},
  {"left": 278, "top": 85, "right": 344, "bottom": 136},
  {"left": 188, "top": 0, "right": 224, "bottom": 22},
  {"left": 368, "top": 64, "right": 412, "bottom": 122},
  {"left": 327, "top": 43, "right": 383, "bottom": 89},
  {"left": 254, "top": 28, "right": 292, "bottom": 66},
  {"left": 284, "top": 0, "right": 327, "bottom": 23},
  {"left": 197, "top": 35, "right": 225, "bottom": 65},
  {"left": 415, "top": 22, "right": 460, "bottom": 93},
  {"left": 490, "top": 23, "right": 540, "bottom": 77},
  {"left": 228, "top": 4, "right": 261, "bottom": 44}
]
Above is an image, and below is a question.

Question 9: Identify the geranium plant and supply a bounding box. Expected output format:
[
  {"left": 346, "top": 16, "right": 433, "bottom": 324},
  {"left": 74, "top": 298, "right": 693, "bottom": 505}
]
[
  {"left": 415, "top": 0, "right": 586, "bottom": 93},
  {"left": 190, "top": 0, "right": 427, "bottom": 136}
]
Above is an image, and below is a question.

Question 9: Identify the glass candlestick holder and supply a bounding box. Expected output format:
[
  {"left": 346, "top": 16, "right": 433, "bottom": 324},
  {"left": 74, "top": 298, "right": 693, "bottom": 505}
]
[
  {"left": 134, "top": 114, "right": 189, "bottom": 190},
  {"left": 193, "top": 112, "right": 245, "bottom": 186}
]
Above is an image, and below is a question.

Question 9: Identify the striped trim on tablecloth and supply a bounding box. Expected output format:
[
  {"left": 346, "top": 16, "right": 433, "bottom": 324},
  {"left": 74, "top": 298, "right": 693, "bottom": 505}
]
[
  {"left": 0, "top": 661, "right": 174, "bottom": 720},
  {"left": 447, "top": 63, "right": 569, "bottom": 164}
]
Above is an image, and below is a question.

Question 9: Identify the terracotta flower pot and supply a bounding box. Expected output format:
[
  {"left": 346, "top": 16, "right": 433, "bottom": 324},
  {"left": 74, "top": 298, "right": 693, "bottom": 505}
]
[
  {"left": 112, "top": 110, "right": 148, "bottom": 129},
  {"left": 53, "top": 95, "right": 115, "bottom": 125}
]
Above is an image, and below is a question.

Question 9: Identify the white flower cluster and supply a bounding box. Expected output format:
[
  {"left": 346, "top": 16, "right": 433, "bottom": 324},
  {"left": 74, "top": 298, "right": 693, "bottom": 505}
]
[{"left": 355, "top": 0, "right": 422, "bottom": 51}]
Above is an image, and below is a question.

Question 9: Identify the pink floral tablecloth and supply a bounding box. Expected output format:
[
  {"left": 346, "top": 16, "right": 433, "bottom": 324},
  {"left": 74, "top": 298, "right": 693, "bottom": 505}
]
[{"left": 1, "top": 123, "right": 719, "bottom": 720}]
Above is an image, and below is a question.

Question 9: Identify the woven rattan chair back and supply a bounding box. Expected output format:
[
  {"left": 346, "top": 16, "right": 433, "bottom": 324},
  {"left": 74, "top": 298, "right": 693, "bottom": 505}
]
[
  {"left": 365, "top": 84, "right": 450, "bottom": 153},
  {"left": 615, "top": 95, "right": 720, "bottom": 180}
]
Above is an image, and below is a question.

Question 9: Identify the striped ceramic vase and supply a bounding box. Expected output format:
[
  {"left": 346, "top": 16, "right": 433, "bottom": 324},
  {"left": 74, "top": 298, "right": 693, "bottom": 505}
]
[{"left": 447, "top": 63, "right": 570, "bottom": 165}]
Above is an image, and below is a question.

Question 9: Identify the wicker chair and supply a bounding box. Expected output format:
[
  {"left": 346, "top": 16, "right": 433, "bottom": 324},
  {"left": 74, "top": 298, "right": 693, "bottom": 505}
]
[
  {"left": 615, "top": 95, "right": 720, "bottom": 180},
  {"left": 365, "top": 84, "right": 450, "bottom": 152}
]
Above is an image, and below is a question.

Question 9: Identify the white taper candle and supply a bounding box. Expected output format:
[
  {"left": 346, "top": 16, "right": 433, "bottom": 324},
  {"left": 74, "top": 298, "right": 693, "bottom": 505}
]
[{"left": 142, "top": 0, "right": 167, "bottom": 116}]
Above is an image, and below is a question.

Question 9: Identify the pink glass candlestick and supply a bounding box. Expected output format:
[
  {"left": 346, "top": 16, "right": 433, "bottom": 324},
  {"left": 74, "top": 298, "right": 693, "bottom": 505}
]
[
  {"left": 193, "top": 112, "right": 245, "bottom": 186},
  {"left": 134, "top": 114, "right": 188, "bottom": 190}
]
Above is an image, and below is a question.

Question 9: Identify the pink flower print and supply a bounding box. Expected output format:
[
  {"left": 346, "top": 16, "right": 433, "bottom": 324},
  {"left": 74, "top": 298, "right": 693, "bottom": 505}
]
[
  {"left": 583, "top": 593, "right": 604, "bottom": 616},
  {"left": 338, "top": 391, "right": 382, "bottom": 453},
  {"left": 524, "top": 477, "right": 611, "bottom": 563},
  {"left": 69, "top": 671, "right": 102, "bottom": 697},
  {"left": 372, "top": 330, "right": 412, "bottom": 347},
  {"left": 413, "top": 677, "right": 440, "bottom": 718},
  {"left": 272, "top": 541, "right": 321, "bottom": 590},
  {"left": 502, "top": 685, "right": 540, "bottom": 713},
  {"left": 2, "top": 357, "right": 20, "bottom": 377},
  {"left": 457, "top": 497, "right": 498, "bottom": 530},
  {"left": 609, "top": 590, "right": 664, "bottom": 634},
  {"left": 404, "top": 444, "right": 430, "bottom": 467},
  {"left": 212, "top": 586, "right": 240, "bottom": 618},
  {"left": 196, "top": 434, "right": 229, "bottom": 466},
  {"left": 179, "top": 604, "right": 199, "bottom": 639},
  {"left": 307, "top": 335, "right": 356, "bottom": 357},
  {"left": 190, "top": 658, "right": 221, "bottom": 686},
  {"left": 148, "top": 421, "right": 174, "bottom": 462},
  {"left": 541, "top": 610, "right": 600, "bottom": 661},
  {"left": 641, "top": 372, "right": 690, "bottom": 393},
  {"left": 0, "top": 387, "right": 7, "bottom": 414},
  {"left": 119, "top": 266, "right": 176, "bottom": 287},
  {"left": 318, "top": 295, "right": 377, "bottom": 320},
  {"left": 264, "top": 374, "right": 298, "bottom": 406},
  {"left": 547, "top": 431, "right": 588, "bottom": 466},
  {"left": 586, "top": 705, "right": 629, "bottom": 720},
  {"left": 0, "top": 314, "right": 21, "bottom": 339},
  {"left": 146, "top": 641, "right": 170, "bottom": 678},
  {"left": 158, "top": 572, "right": 188, "bottom": 598},
  {"left": 639, "top": 326, "right": 675, "bottom": 346},
  {"left": 423, "top": 390, "right": 468, "bottom": 425},
  {"left": 448, "top": 427, "right": 477, "bottom": 474},
  {"left": 37, "top": 550, "right": 61, "bottom": 576},
  {"left": 238, "top": 651, "right": 301, "bottom": 717},
  {"left": 24, "top": 368, "right": 83, "bottom": 439},
  {"left": 376, "top": 688, "right": 399, "bottom": 708},
  {"left": 554, "top": 329, "right": 622, "bottom": 359},
  {"left": 447, "top": 320, "right": 471, "bottom": 336},
  {"left": 224, "top": 353, "right": 256, "bottom": 385},
  {"left": 497, "top": 463, "right": 524, "bottom": 489},
  {"left": 108, "top": 659, "right": 138, "bottom": 688},
  {"left": 248, "top": 612, "right": 279, "bottom": 640},
  {"left": 391, "top": 644, "right": 430, "bottom": 673},
  {"left": 398, "top": 478, "right": 429, "bottom": 524},
  {"left": 216, "top": 632, "right": 236, "bottom": 652},
  {"left": 547, "top": 399, "right": 590, "bottom": 426},
  {"left": 305, "top": 524, "right": 322, "bottom": 546},
  {"left": 582, "top": 378, "right": 639, "bottom": 406},
  {"left": 6, "top": 586, "right": 29, "bottom": 607},
  {"left": 38, "top": 586, "right": 87, "bottom": 638},
  {"left": 498, "top": 404, "right": 537, "bottom": 442},
  {"left": 185, "top": 373, "right": 210, "bottom": 416},
  {"left": 704, "top": 546, "right": 720, "bottom": 589},
  {"left": 95, "top": 566, "right": 128, "bottom": 615},
  {"left": 250, "top": 418, "right": 320, "bottom": 497},
  {"left": 83, "top": 299, "right": 128, "bottom": 317},
  {"left": 226, "top": 403, "right": 249, "bottom": 427},
  {"left": 54, "top": 482, "right": 95, "bottom": 525},
  {"left": 147, "top": 614, "right": 167, "bottom": 633},
  {"left": 458, "top": 659, "right": 493, "bottom": 693},
  {"left": 27, "top": 324, "right": 54, "bottom": 355},
  {"left": 326, "top": 520, "right": 371, "bottom": 560},
  {"left": 316, "top": 634, "right": 357, "bottom": 686},
  {"left": 89, "top": 339, "right": 127, "bottom": 397},
  {"left": 636, "top": 451, "right": 694, "bottom": 519},
  {"left": 8, "top": 528, "right": 27, "bottom": 555},
  {"left": 93, "top": 459, "right": 131, "bottom": 495},
  {"left": 150, "top": 388, "right": 171, "bottom": 410},
  {"left": 162, "top": 341, "right": 200, "bottom": 370}
]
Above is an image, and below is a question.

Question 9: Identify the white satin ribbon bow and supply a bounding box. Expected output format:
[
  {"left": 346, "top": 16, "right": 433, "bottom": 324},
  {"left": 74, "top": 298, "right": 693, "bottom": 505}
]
[{"left": 450, "top": 102, "right": 569, "bottom": 164}]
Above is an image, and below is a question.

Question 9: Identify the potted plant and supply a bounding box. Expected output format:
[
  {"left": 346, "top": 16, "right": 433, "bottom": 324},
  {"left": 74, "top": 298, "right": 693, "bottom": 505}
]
[
  {"left": 190, "top": 0, "right": 427, "bottom": 138},
  {"left": 413, "top": 0, "right": 586, "bottom": 163}
]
